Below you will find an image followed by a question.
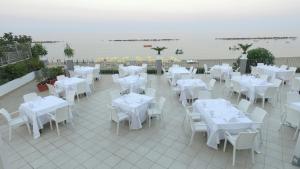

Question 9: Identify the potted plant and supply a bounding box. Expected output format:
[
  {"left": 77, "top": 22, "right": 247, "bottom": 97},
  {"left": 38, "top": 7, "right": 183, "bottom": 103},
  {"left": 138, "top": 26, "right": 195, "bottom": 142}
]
[
  {"left": 64, "top": 43, "right": 74, "bottom": 70},
  {"left": 36, "top": 67, "right": 64, "bottom": 92},
  {"left": 151, "top": 46, "right": 167, "bottom": 55},
  {"left": 238, "top": 43, "right": 252, "bottom": 59},
  {"left": 151, "top": 46, "right": 167, "bottom": 75}
]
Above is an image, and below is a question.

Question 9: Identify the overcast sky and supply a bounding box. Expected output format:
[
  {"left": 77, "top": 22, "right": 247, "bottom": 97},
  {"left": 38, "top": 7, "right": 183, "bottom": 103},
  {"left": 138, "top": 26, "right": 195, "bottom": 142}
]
[{"left": 0, "top": 0, "right": 299, "bottom": 39}]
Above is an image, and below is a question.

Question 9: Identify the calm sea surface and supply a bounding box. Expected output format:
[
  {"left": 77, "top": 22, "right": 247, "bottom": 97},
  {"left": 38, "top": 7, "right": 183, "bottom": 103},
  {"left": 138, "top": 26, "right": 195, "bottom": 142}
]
[{"left": 41, "top": 33, "right": 299, "bottom": 61}]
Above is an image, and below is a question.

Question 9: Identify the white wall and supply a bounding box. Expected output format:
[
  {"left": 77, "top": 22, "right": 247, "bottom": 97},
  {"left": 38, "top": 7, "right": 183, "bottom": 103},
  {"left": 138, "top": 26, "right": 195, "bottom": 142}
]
[{"left": 0, "top": 72, "right": 35, "bottom": 97}]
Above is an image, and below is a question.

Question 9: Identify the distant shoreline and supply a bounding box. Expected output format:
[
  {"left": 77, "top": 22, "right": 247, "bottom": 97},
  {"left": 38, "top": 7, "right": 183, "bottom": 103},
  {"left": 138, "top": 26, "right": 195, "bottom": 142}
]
[
  {"left": 215, "top": 36, "right": 297, "bottom": 40},
  {"left": 32, "top": 41, "right": 61, "bottom": 44},
  {"left": 108, "top": 38, "right": 179, "bottom": 42}
]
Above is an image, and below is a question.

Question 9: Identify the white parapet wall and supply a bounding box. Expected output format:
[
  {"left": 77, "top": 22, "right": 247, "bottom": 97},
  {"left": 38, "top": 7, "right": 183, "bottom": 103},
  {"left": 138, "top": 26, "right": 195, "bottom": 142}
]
[{"left": 0, "top": 72, "right": 35, "bottom": 97}]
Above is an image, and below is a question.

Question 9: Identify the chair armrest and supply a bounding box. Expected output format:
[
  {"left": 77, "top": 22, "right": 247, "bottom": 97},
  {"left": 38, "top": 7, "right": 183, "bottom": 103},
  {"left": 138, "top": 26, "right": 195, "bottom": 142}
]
[{"left": 224, "top": 131, "right": 232, "bottom": 138}]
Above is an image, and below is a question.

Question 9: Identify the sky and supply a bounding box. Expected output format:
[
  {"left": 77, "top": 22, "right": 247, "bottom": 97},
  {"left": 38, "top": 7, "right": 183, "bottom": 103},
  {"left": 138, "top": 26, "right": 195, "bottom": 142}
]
[{"left": 0, "top": 0, "right": 300, "bottom": 40}]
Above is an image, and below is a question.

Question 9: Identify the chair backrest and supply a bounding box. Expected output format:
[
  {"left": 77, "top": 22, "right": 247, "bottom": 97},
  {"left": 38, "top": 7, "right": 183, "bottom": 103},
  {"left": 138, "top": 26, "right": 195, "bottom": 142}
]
[
  {"left": 107, "top": 105, "right": 119, "bottom": 122},
  {"left": 232, "top": 80, "right": 241, "bottom": 92},
  {"left": 86, "top": 73, "right": 94, "bottom": 84},
  {"left": 208, "top": 79, "right": 216, "bottom": 90},
  {"left": 68, "top": 71, "right": 77, "bottom": 77},
  {"left": 238, "top": 99, "right": 251, "bottom": 113},
  {"left": 231, "top": 72, "right": 241, "bottom": 77},
  {"left": 280, "top": 65, "right": 288, "bottom": 70},
  {"left": 23, "top": 93, "right": 39, "bottom": 102},
  {"left": 271, "top": 78, "right": 282, "bottom": 88},
  {"left": 110, "top": 90, "right": 120, "bottom": 100},
  {"left": 235, "top": 131, "right": 257, "bottom": 149},
  {"left": 54, "top": 107, "right": 69, "bottom": 123},
  {"left": 192, "top": 68, "right": 197, "bottom": 74},
  {"left": 57, "top": 75, "right": 66, "bottom": 81},
  {"left": 95, "top": 64, "right": 100, "bottom": 69},
  {"left": 204, "top": 64, "right": 208, "bottom": 72},
  {"left": 46, "top": 84, "right": 56, "bottom": 96},
  {"left": 145, "top": 88, "right": 156, "bottom": 97},
  {"left": 198, "top": 90, "right": 211, "bottom": 100},
  {"left": 157, "top": 97, "right": 166, "bottom": 113},
  {"left": 0, "top": 108, "right": 12, "bottom": 122},
  {"left": 222, "top": 63, "right": 229, "bottom": 67},
  {"left": 93, "top": 68, "right": 100, "bottom": 77},
  {"left": 76, "top": 81, "right": 86, "bottom": 95},
  {"left": 250, "top": 107, "right": 268, "bottom": 123},
  {"left": 189, "top": 66, "right": 194, "bottom": 73},
  {"left": 187, "top": 86, "right": 203, "bottom": 99},
  {"left": 66, "top": 89, "right": 76, "bottom": 105},
  {"left": 289, "top": 67, "right": 297, "bottom": 72},
  {"left": 257, "top": 63, "right": 264, "bottom": 66}
]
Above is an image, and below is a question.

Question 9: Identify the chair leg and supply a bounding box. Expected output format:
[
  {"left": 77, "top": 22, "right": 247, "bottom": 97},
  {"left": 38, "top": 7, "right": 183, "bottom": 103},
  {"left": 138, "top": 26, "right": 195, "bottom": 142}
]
[
  {"left": 262, "top": 97, "right": 265, "bottom": 108},
  {"left": 148, "top": 116, "right": 151, "bottom": 128},
  {"left": 55, "top": 122, "right": 60, "bottom": 136},
  {"left": 9, "top": 126, "right": 12, "bottom": 141},
  {"left": 116, "top": 122, "right": 119, "bottom": 135},
  {"left": 251, "top": 148, "right": 255, "bottom": 164},
  {"left": 26, "top": 122, "right": 31, "bottom": 135},
  {"left": 223, "top": 138, "right": 227, "bottom": 152},
  {"left": 49, "top": 120, "right": 53, "bottom": 130},
  {"left": 259, "top": 129, "right": 263, "bottom": 144},
  {"left": 293, "top": 126, "right": 299, "bottom": 140},
  {"left": 189, "top": 131, "right": 195, "bottom": 146},
  {"left": 237, "top": 93, "right": 241, "bottom": 103},
  {"left": 232, "top": 147, "right": 236, "bottom": 166}
]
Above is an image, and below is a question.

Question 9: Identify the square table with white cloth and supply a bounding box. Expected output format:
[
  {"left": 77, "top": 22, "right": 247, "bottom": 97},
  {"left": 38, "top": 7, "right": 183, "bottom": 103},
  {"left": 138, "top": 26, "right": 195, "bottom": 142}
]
[
  {"left": 54, "top": 77, "right": 91, "bottom": 95},
  {"left": 19, "top": 96, "right": 69, "bottom": 139},
  {"left": 256, "top": 65, "right": 294, "bottom": 81},
  {"left": 74, "top": 66, "right": 97, "bottom": 77},
  {"left": 168, "top": 67, "right": 190, "bottom": 85},
  {"left": 177, "top": 79, "right": 208, "bottom": 104},
  {"left": 231, "top": 75, "right": 274, "bottom": 102},
  {"left": 210, "top": 65, "right": 233, "bottom": 81},
  {"left": 112, "top": 93, "right": 154, "bottom": 129},
  {"left": 120, "top": 66, "right": 144, "bottom": 75},
  {"left": 117, "top": 75, "right": 146, "bottom": 93},
  {"left": 193, "top": 99, "right": 255, "bottom": 149}
]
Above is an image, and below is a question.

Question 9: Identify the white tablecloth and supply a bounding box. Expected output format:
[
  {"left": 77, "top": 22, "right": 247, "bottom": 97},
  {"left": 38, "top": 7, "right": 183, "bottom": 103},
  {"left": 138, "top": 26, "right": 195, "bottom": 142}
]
[
  {"left": 120, "top": 66, "right": 144, "bottom": 75},
  {"left": 210, "top": 65, "right": 233, "bottom": 80},
  {"left": 19, "top": 96, "right": 68, "bottom": 139},
  {"left": 177, "top": 79, "right": 208, "bottom": 104},
  {"left": 117, "top": 75, "right": 146, "bottom": 93},
  {"left": 54, "top": 77, "right": 91, "bottom": 95},
  {"left": 193, "top": 99, "right": 254, "bottom": 149},
  {"left": 231, "top": 75, "right": 274, "bottom": 102},
  {"left": 285, "top": 102, "right": 300, "bottom": 127},
  {"left": 256, "top": 65, "right": 294, "bottom": 81},
  {"left": 168, "top": 67, "right": 190, "bottom": 85},
  {"left": 74, "top": 66, "right": 96, "bottom": 77},
  {"left": 112, "top": 93, "right": 154, "bottom": 129}
]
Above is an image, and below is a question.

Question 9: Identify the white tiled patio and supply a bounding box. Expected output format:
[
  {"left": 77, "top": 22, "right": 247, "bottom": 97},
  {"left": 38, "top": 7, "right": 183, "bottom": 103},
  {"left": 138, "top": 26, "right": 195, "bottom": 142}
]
[{"left": 0, "top": 74, "right": 299, "bottom": 169}]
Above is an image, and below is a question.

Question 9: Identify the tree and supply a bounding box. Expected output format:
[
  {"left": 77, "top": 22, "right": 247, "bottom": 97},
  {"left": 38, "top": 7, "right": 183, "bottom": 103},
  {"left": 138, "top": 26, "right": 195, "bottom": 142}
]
[
  {"left": 151, "top": 46, "right": 167, "bottom": 55},
  {"left": 31, "top": 43, "right": 47, "bottom": 58},
  {"left": 238, "top": 43, "right": 252, "bottom": 54},
  {"left": 64, "top": 43, "right": 74, "bottom": 58}
]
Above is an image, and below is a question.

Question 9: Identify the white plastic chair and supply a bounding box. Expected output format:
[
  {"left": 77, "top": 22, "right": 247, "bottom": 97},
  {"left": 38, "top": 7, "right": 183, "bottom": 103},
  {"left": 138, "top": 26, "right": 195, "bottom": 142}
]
[
  {"left": 142, "top": 64, "right": 147, "bottom": 73},
  {"left": 259, "top": 74, "right": 269, "bottom": 81},
  {"left": 192, "top": 68, "right": 197, "bottom": 78},
  {"left": 189, "top": 66, "right": 194, "bottom": 73},
  {"left": 107, "top": 105, "right": 129, "bottom": 135},
  {"left": 48, "top": 106, "right": 71, "bottom": 136},
  {"left": 23, "top": 92, "right": 40, "bottom": 103},
  {"left": 93, "top": 68, "right": 100, "bottom": 80},
  {"left": 0, "top": 108, "right": 31, "bottom": 141},
  {"left": 112, "top": 74, "right": 120, "bottom": 83},
  {"left": 232, "top": 81, "right": 248, "bottom": 102},
  {"left": 57, "top": 75, "right": 66, "bottom": 81},
  {"left": 95, "top": 64, "right": 100, "bottom": 69},
  {"left": 76, "top": 81, "right": 87, "bottom": 101},
  {"left": 204, "top": 64, "right": 210, "bottom": 76},
  {"left": 145, "top": 88, "right": 156, "bottom": 97},
  {"left": 224, "top": 77, "right": 233, "bottom": 96},
  {"left": 182, "top": 105, "right": 201, "bottom": 131},
  {"left": 148, "top": 97, "right": 166, "bottom": 128},
  {"left": 208, "top": 79, "right": 216, "bottom": 91},
  {"left": 231, "top": 72, "right": 241, "bottom": 77},
  {"left": 237, "top": 99, "right": 251, "bottom": 114},
  {"left": 280, "top": 65, "right": 288, "bottom": 70},
  {"left": 289, "top": 67, "right": 297, "bottom": 72},
  {"left": 189, "top": 115, "right": 207, "bottom": 145},
  {"left": 86, "top": 73, "right": 95, "bottom": 91},
  {"left": 66, "top": 89, "right": 77, "bottom": 116},
  {"left": 255, "top": 86, "right": 277, "bottom": 108},
  {"left": 249, "top": 107, "right": 268, "bottom": 144},
  {"left": 46, "top": 84, "right": 63, "bottom": 97},
  {"left": 223, "top": 130, "right": 258, "bottom": 166}
]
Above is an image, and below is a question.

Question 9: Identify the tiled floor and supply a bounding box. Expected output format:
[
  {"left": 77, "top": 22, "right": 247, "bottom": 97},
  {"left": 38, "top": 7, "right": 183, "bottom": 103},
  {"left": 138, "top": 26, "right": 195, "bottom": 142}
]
[{"left": 0, "top": 74, "right": 299, "bottom": 169}]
